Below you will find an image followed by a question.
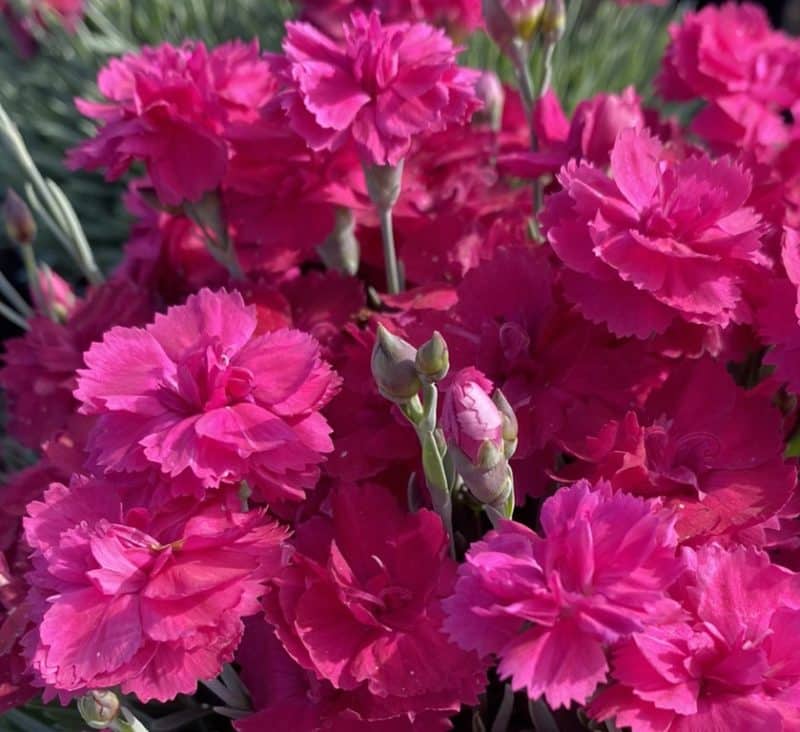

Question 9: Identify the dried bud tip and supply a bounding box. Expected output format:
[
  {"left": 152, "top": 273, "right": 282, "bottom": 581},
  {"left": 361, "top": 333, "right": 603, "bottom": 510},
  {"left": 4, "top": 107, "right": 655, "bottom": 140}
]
[
  {"left": 2, "top": 189, "right": 35, "bottom": 247},
  {"left": 78, "top": 690, "right": 120, "bottom": 730},
  {"left": 416, "top": 331, "right": 450, "bottom": 383}
]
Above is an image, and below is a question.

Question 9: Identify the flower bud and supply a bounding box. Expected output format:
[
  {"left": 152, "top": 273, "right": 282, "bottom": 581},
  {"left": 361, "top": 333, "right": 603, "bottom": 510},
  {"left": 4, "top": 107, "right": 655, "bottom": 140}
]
[
  {"left": 484, "top": 0, "right": 546, "bottom": 48},
  {"left": 474, "top": 71, "right": 506, "bottom": 131},
  {"left": 2, "top": 189, "right": 36, "bottom": 247},
  {"left": 78, "top": 690, "right": 120, "bottom": 730},
  {"left": 33, "top": 264, "right": 76, "bottom": 321},
  {"left": 372, "top": 324, "right": 421, "bottom": 402},
  {"left": 318, "top": 207, "right": 360, "bottom": 276},
  {"left": 541, "top": 0, "right": 566, "bottom": 44},
  {"left": 363, "top": 160, "right": 404, "bottom": 211},
  {"left": 441, "top": 368, "right": 504, "bottom": 464},
  {"left": 416, "top": 331, "right": 450, "bottom": 383},
  {"left": 492, "top": 389, "right": 519, "bottom": 458}
]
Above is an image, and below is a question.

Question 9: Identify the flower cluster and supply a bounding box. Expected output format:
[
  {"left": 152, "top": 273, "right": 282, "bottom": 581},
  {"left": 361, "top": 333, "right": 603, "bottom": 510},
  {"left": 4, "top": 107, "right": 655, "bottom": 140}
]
[{"left": 1, "top": 2, "right": 800, "bottom": 731}]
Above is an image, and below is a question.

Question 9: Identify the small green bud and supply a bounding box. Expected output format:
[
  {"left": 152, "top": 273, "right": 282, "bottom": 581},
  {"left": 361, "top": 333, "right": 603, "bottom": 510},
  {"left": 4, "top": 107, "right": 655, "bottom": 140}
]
[
  {"left": 416, "top": 331, "right": 450, "bottom": 383},
  {"left": 372, "top": 324, "right": 421, "bottom": 402}
]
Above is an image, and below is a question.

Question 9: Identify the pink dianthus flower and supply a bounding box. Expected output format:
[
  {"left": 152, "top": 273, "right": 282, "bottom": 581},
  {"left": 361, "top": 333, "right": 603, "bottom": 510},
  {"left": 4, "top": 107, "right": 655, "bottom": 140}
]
[
  {"left": 541, "top": 127, "right": 768, "bottom": 338},
  {"left": 75, "top": 288, "right": 340, "bottom": 503},
  {"left": 273, "top": 10, "right": 481, "bottom": 166},
  {"left": 23, "top": 474, "right": 288, "bottom": 702},
  {"left": 68, "top": 40, "right": 277, "bottom": 206},
  {"left": 557, "top": 357, "right": 796, "bottom": 545},
  {"left": 443, "top": 480, "right": 684, "bottom": 708},
  {"left": 264, "top": 483, "right": 486, "bottom": 719},
  {"left": 590, "top": 544, "right": 800, "bottom": 731}
]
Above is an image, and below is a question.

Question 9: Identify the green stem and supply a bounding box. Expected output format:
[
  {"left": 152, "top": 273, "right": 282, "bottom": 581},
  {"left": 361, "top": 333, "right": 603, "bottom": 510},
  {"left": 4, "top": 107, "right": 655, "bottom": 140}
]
[{"left": 378, "top": 205, "right": 401, "bottom": 294}]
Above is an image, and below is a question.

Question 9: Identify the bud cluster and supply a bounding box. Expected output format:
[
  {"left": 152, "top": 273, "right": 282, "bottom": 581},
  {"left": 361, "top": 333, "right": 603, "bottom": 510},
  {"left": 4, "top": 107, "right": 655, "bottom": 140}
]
[{"left": 372, "top": 327, "right": 517, "bottom": 532}]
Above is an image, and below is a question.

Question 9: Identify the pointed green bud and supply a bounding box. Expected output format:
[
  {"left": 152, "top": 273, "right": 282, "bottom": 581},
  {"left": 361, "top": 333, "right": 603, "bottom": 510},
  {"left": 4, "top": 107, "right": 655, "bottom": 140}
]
[
  {"left": 78, "top": 690, "right": 120, "bottom": 730},
  {"left": 416, "top": 331, "right": 450, "bottom": 383},
  {"left": 492, "top": 388, "right": 519, "bottom": 458},
  {"left": 2, "top": 189, "right": 35, "bottom": 247},
  {"left": 372, "top": 324, "right": 421, "bottom": 402}
]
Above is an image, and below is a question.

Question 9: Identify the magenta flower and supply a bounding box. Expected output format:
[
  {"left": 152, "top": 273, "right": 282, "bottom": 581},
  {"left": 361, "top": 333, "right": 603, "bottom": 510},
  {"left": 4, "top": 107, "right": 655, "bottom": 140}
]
[
  {"left": 500, "top": 87, "right": 645, "bottom": 180},
  {"left": 235, "top": 618, "right": 455, "bottom": 731},
  {"left": 541, "top": 127, "right": 768, "bottom": 338},
  {"left": 75, "top": 288, "right": 340, "bottom": 503},
  {"left": 557, "top": 357, "right": 796, "bottom": 545},
  {"left": 657, "top": 3, "right": 800, "bottom": 155},
  {"left": 264, "top": 484, "right": 486, "bottom": 719},
  {"left": 274, "top": 10, "right": 481, "bottom": 166},
  {"left": 590, "top": 544, "right": 800, "bottom": 731},
  {"left": 68, "top": 41, "right": 277, "bottom": 206},
  {"left": 23, "top": 474, "right": 288, "bottom": 702},
  {"left": 443, "top": 480, "right": 684, "bottom": 708}
]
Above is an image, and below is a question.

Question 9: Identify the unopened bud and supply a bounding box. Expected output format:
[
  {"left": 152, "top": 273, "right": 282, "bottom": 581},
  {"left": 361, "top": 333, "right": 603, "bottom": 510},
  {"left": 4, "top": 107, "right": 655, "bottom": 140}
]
[
  {"left": 363, "top": 160, "right": 404, "bottom": 211},
  {"left": 318, "top": 208, "right": 360, "bottom": 276},
  {"left": 78, "top": 690, "right": 120, "bottom": 730},
  {"left": 474, "top": 71, "right": 506, "bottom": 131},
  {"left": 416, "top": 331, "right": 450, "bottom": 383},
  {"left": 34, "top": 264, "right": 76, "bottom": 321},
  {"left": 483, "top": 0, "right": 546, "bottom": 49},
  {"left": 2, "top": 189, "right": 35, "bottom": 247},
  {"left": 492, "top": 389, "right": 519, "bottom": 458},
  {"left": 372, "top": 324, "right": 421, "bottom": 402},
  {"left": 541, "top": 0, "right": 566, "bottom": 44}
]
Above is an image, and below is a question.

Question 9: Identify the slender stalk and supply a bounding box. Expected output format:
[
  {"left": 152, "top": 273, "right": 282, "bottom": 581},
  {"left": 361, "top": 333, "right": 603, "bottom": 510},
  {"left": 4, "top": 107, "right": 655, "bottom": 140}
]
[
  {"left": 0, "top": 103, "right": 102, "bottom": 283},
  {"left": 0, "top": 269, "right": 31, "bottom": 317},
  {"left": 0, "top": 300, "right": 29, "bottom": 330},
  {"left": 378, "top": 205, "right": 401, "bottom": 295}
]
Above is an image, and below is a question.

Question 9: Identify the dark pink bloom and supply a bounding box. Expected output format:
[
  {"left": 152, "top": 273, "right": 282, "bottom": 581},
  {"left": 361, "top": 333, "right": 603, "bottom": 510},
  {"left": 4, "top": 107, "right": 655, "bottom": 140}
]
[
  {"left": 658, "top": 3, "right": 800, "bottom": 157},
  {"left": 541, "top": 127, "right": 768, "bottom": 338},
  {"left": 443, "top": 480, "right": 684, "bottom": 708},
  {"left": 235, "top": 618, "right": 453, "bottom": 731},
  {"left": 222, "top": 107, "right": 363, "bottom": 266},
  {"left": 441, "top": 368, "right": 503, "bottom": 464},
  {"left": 658, "top": 3, "right": 799, "bottom": 105},
  {"left": 75, "top": 288, "right": 339, "bottom": 503},
  {"left": 264, "top": 484, "right": 486, "bottom": 718},
  {"left": 23, "top": 473, "right": 288, "bottom": 702},
  {"left": 68, "top": 41, "right": 277, "bottom": 206},
  {"left": 590, "top": 544, "right": 800, "bottom": 731},
  {"left": 274, "top": 10, "right": 481, "bottom": 165},
  {"left": 558, "top": 357, "right": 796, "bottom": 544},
  {"left": 499, "top": 87, "right": 645, "bottom": 179},
  {"left": 0, "top": 278, "right": 151, "bottom": 450}
]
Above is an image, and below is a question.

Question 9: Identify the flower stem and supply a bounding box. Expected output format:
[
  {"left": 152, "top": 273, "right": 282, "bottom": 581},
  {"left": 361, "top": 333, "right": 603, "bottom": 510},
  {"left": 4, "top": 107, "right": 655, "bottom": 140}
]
[{"left": 378, "top": 205, "right": 401, "bottom": 294}]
